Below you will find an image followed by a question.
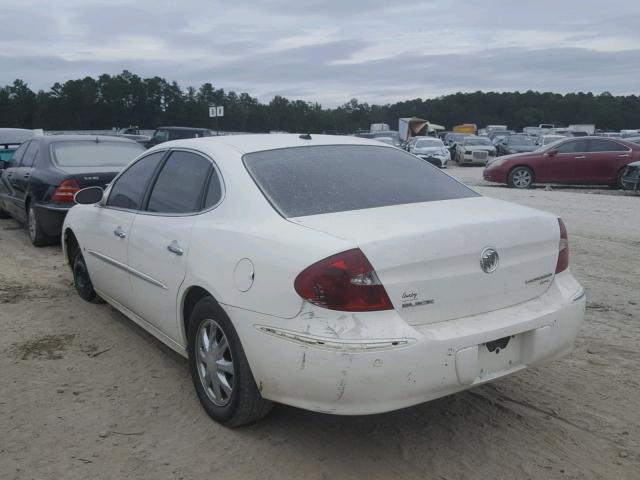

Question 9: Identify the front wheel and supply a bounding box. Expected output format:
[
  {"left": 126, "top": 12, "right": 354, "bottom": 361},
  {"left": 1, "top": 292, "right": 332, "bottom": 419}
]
[
  {"left": 508, "top": 167, "right": 534, "bottom": 189},
  {"left": 188, "top": 297, "right": 273, "bottom": 427},
  {"left": 72, "top": 247, "right": 102, "bottom": 303}
]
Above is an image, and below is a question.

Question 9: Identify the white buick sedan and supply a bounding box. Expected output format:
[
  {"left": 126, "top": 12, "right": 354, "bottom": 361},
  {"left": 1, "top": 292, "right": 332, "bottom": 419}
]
[{"left": 62, "top": 134, "right": 585, "bottom": 426}]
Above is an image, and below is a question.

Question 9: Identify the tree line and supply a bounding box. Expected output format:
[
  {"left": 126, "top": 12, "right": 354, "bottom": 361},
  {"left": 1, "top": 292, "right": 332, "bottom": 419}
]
[{"left": 1, "top": 70, "right": 638, "bottom": 133}]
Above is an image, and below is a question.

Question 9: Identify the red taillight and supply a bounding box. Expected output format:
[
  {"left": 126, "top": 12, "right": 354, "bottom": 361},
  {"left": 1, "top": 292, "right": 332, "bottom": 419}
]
[
  {"left": 555, "top": 218, "right": 569, "bottom": 273},
  {"left": 294, "top": 248, "right": 393, "bottom": 312},
  {"left": 51, "top": 179, "right": 80, "bottom": 203}
]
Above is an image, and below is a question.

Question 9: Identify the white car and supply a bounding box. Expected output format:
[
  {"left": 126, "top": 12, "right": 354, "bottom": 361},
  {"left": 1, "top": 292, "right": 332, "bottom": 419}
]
[
  {"left": 410, "top": 137, "right": 450, "bottom": 168},
  {"left": 62, "top": 134, "right": 585, "bottom": 426},
  {"left": 454, "top": 136, "right": 497, "bottom": 165}
]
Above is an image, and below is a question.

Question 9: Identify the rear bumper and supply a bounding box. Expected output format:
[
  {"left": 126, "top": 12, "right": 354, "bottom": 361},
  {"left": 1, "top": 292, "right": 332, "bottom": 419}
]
[
  {"left": 228, "top": 270, "right": 585, "bottom": 415},
  {"left": 33, "top": 203, "right": 70, "bottom": 236}
]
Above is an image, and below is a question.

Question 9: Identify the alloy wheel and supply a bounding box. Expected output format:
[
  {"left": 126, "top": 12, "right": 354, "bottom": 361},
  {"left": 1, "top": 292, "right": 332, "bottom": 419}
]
[
  {"left": 512, "top": 169, "right": 532, "bottom": 188},
  {"left": 196, "top": 319, "right": 235, "bottom": 406}
]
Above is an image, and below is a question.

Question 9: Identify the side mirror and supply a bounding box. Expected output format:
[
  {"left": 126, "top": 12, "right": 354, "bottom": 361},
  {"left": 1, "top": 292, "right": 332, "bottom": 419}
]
[
  {"left": 0, "top": 160, "right": 8, "bottom": 170},
  {"left": 74, "top": 186, "right": 104, "bottom": 205},
  {"left": 546, "top": 149, "right": 558, "bottom": 157}
]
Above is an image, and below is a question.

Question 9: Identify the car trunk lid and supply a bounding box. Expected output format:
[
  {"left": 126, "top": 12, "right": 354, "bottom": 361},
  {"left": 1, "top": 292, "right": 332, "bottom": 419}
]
[{"left": 289, "top": 196, "right": 560, "bottom": 326}]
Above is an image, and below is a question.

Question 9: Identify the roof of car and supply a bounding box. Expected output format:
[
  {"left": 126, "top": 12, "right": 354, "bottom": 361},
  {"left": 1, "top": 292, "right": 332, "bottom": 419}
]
[{"left": 152, "top": 134, "right": 392, "bottom": 155}]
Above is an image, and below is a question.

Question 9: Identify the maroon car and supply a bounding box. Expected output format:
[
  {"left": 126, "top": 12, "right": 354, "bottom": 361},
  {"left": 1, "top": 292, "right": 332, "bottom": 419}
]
[{"left": 483, "top": 137, "right": 639, "bottom": 189}]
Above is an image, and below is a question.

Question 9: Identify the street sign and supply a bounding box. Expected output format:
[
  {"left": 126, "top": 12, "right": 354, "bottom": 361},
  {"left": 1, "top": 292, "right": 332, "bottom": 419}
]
[{"left": 209, "top": 105, "right": 225, "bottom": 118}]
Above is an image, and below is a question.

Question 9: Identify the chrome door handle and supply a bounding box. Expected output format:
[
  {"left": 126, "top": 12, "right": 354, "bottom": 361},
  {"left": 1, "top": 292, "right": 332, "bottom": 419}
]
[
  {"left": 23, "top": 173, "right": 30, "bottom": 178},
  {"left": 618, "top": 154, "right": 630, "bottom": 157},
  {"left": 167, "top": 243, "right": 184, "bottom": 256},
  {"left": 113, "top": 227, "right": 127, "bottom": 238},
  {"left": 574, "top": 155, "right": 586, "bottom": 159}
]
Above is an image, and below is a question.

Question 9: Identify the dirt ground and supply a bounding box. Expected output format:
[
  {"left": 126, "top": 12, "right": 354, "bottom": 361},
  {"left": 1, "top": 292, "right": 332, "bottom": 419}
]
[{"left": 1, "top": 166, "right": 639, "bottom": 480}]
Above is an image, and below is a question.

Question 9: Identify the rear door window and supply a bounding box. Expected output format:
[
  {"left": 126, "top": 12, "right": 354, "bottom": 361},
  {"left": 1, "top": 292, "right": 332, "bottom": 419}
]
[
  {"left": 9, "top": 142, "right": 29, "bottom": 167},
  {"left": 587, "top": 139, "right": 629, "bottom": 152},
  {"left": 146, "top": 151, "right": 212, "bottom": 214},
  {"left": 20, "top": 140, "right": 40, "bottom": 167},
  {"left": 107, "top": 152, "right": 165, "bottom": 210},
  {"left": 243, "top": 145, "right": 478, "bottom": 218}
]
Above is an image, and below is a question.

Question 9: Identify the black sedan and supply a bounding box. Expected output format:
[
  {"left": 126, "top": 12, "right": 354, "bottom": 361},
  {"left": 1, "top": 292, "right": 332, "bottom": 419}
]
[
  {"left": 621, "top": 161, "right": 640, "bottom": 191},
  {"left": 495, "top": 134, "right": 537, "bottom": 156},
  {"left": 0, "top": 135, "right": 144, "bottom": 246}
]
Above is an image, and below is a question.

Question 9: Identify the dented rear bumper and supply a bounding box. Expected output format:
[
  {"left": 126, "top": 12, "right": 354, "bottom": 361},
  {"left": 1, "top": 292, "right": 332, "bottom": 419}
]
[{"left": 227, "top": 270, "right": 585, "bottom": 415}]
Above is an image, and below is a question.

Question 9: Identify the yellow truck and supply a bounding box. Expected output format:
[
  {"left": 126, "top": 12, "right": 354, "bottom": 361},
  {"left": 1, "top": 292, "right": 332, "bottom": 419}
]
[{"left": 453, "top": 123, "right": 477, "bottom": 134}]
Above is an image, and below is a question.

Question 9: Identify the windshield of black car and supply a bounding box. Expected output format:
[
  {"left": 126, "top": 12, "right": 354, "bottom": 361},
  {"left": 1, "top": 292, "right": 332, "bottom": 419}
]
[
  {"left": 415, "top": 139, "right": 443, "bottom": 148},
  {"left": 509, "top": 136, "right": 534, "bottom": 146},
  {"left": 465, "top": 138, "right": 492, "bottom": 146},
  {"left": 51, "top": 141, "right": 144, "bottom": 167},
  {"left": 243, "top": 145, "right": 478, "bottom": 217}
]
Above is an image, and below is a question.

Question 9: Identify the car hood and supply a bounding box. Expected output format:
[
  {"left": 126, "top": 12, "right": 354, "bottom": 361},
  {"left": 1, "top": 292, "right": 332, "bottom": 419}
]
[
  {"left": 414, "top": 147, "right": 446, "bottom": 154},
  {"left": 486, "top": 151, "right": 536, "bottom": 167}
]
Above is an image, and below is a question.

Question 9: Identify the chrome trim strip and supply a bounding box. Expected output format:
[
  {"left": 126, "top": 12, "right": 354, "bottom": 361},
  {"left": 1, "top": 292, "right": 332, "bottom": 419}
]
[
  {"left": 87, "top": 250, "right": 168, "bottom": 290},
  {"left": 256, "top": 325, "right": 415, "bottom": 351},
  {"left": 572, "top": 289, "right": 586, "bottom": 302}
]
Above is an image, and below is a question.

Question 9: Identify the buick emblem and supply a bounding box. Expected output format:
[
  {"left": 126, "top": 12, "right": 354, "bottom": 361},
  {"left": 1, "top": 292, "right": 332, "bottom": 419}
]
[{"left": 480, "top": 247, "right": 499, "bottom": 273}]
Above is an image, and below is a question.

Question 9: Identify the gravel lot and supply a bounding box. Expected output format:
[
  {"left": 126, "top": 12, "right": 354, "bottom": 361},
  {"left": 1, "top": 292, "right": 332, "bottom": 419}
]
[{"left": 1, "top": 165, "right": 639, "bottom": 480}]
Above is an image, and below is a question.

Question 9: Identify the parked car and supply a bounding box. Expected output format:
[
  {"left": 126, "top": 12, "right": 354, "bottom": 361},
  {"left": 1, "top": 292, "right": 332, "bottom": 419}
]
[
  {"left": 621, "top": 161, "right": 640, "bottom": 191},
  {"left": 145, "top": 126, "right": 215, "bottom": 148},
  {"left": 63, "top": 134, "right": 584, "bottom": 426},
  {"left": 0, "top": 128, "right": 41, "bottom": 161},
  {"left": 538, "top": 135, "right": 567, "bottom": 146},
  {"left": 371, "top": 130, "right": 401, "bottom": 147},
  {"left": 410, "top": 137, "right": 450, "bottom": 167},
  {"left": 374, "top": 136, "right": 397, "bottom": 147},
  {"left": 0, "top": 135, "right": 144, "bottom": 245},
  {"left": 115, "top": 126, "right": 151, "bottom": 143},
  {"left": 483, "top": 137, "right": 639, "bottom": 189},
  {"left": 454, "top": 136, "right": 496, "bottom": 165},
  {"left": 495, "top": 134, "right": 537, "bottom": 156}
]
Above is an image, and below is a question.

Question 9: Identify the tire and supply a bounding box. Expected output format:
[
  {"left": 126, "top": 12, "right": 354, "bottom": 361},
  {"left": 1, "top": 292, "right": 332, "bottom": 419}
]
[
  {"left": 188, "top": 297, "right": 273, "bottom": 427},
  {"left": 27, "top": 205, "right": 53, "bottom": 247},
  {"left": 0, "top": 206, "right": 10, "bottom": 219},
  {"left": 507, "top": 166, "right": 534, "bottom": 189},
  {"left": 615, "top": 169, "right": 628, "bottom": 190},
  {"left": 72, "top": 247, "right": 103, "bottom": 303}
]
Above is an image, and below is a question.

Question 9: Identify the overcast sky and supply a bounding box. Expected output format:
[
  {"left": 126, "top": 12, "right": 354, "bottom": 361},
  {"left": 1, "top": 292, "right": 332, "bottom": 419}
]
[{"left": 1, "top": 0, "right": 640, "bottom": 105}]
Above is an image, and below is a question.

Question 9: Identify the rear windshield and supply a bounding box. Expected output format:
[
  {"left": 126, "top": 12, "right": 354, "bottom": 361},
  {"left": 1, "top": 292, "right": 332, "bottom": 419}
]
[
  {"left": 51, "top": 141, "right": 144, "bottom": 167},
  {"left": 243, "top": 145, "right": 478, "bottom": 217}
]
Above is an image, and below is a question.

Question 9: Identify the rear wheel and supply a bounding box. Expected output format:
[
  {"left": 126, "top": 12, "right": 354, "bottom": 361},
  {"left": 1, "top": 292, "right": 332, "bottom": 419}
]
[
  {"left": 615, "top": 169, "right": 627, "bottom": 190},
  {"left": 27, "top": 205, "right": 53, "bottom": 247},
  {"left": 0, "top": 204, "right": 10, "bottom": 219},
  {"left": 72, "top": 247, "right": 102, "bottom": 303},
  {"left": 508, "top": 166, "right": 534, "bottom": 189},
  {"left": 188, "top": 297, "right": 273, "bottom": 427}
]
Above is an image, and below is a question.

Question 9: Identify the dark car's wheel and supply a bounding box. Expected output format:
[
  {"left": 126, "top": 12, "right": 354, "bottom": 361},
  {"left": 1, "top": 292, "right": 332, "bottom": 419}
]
[
  {"left": 508, "top": 166, "right": 534, "bottom": 189},
  {"left": 188, "top": 297, "right": 273, "bottom": 427},
  {"left": 27, "top": 205, "right": 53, "bottom": 247},
  {"left": 0, "top": 205, "right": 10, "bottom": 219},
  {"left": 72, "top": 247, "right": 103, "bottom": 303}
]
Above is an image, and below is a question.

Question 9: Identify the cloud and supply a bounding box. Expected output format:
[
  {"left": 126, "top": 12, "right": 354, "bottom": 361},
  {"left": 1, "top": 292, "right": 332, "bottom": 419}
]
[{"left": 1, "top": 0, "right": 639, "bottom": 105}]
